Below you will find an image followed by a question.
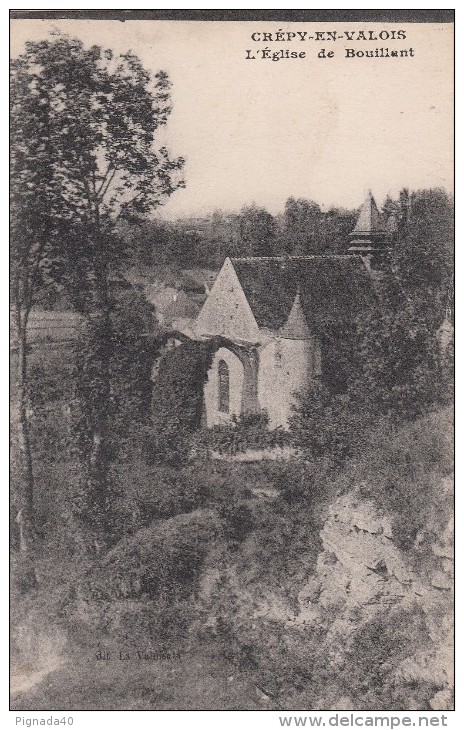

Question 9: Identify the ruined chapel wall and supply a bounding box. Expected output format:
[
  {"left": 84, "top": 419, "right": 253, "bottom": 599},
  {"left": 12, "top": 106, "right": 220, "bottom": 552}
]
[
  {"left": 195, "top": 259, "right": 259, "bottom": 343},
  {"left": 203, "top": 347, "right": 244, "bottom": 428}
]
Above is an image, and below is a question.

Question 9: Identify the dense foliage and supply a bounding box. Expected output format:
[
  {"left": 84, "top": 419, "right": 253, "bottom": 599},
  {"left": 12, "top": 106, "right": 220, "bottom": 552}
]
[
  {"left": 195, "top": 412, "right": 289, "bottom": 456},
  {"left": 12, "top": 394, "right": 453, "bottom": 710},
  {"left": 291, "top": 188, "right": 453, "bottom": 465},
  {"left": 11, "top": 33, "right": 183, "bottom": 553},
  {"left": 150, "top": 340, "right": 214, "bottom": 465},
  {"left": 118, "top": 201, "right": 359, "bottom": 271}
]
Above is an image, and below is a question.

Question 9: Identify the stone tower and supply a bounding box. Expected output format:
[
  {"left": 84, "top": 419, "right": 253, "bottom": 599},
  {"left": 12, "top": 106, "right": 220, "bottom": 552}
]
[{"left": 258, "top": 290, "right": 321, "bottom": 429}]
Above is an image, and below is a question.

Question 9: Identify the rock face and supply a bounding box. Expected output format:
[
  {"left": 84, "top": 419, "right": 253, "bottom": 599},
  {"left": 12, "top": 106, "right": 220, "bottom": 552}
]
[
  {"left": 208, "top": 481, "right": 453, "bottom": 710},
  {"left": 301, "top": 486, "right": 452, "bottom": 613},
  {"left": 295, "top": 486, "right": 453, "bottom": 708}
]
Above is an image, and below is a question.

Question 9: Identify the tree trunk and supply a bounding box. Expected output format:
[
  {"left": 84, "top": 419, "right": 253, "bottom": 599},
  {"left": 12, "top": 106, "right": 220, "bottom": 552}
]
[
  {"left": 12, "top": 307, "right": 35, "bottom": 554},
  {"left": 74, "top": 244, "right": 115, "bottom": 555},
  {"left": 88, "top": 253, "right": 112, "bottom": 494}
]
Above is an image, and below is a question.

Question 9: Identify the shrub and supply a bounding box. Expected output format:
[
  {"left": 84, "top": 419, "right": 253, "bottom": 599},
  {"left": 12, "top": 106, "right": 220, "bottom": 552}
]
[
  {"left": 340, "top": 407, "right": 453, "bottom": 552},
  {"left": 268, "top": 458, "right": 332, "bottom": 505},
  {"left": 290, "top": 384, "right": 373, "bottom": 466},
  {"left": 197, "top": 412, "right": 290, "bottom": 456},
  {"left": 150, "top": 340, "right": 213, "bottom": 465},
  {"left": 114, "top": 463, "right": 213, "bottom": 529},
  {"left": 87, "top": 508, "right": 221, "bottom": 601},
  {"left": 219, "top": 502, "right": 255, "bottom": 544}
]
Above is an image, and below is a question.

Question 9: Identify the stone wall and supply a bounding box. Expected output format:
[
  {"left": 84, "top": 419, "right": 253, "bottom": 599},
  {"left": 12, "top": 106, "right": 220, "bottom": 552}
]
[
  {"left": 195, "top": 258, "right": 259, "bottom": 343},
  {"left": 258, "top": 337, "right": 319, "bottom": 429},
  {"left": 203, "top": 346, "right": 244, "bottom": 427}
]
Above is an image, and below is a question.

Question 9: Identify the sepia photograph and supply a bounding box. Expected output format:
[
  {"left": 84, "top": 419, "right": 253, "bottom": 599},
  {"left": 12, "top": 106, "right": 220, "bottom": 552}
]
[{"left": 10, "top": 9, "right": 454, "bottom": 713}]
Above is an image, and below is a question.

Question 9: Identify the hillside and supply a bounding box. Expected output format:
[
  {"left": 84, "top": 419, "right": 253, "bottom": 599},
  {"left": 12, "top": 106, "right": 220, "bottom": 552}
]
[{"left": 11, "top": 409, "right": 453, "bottom": 711}]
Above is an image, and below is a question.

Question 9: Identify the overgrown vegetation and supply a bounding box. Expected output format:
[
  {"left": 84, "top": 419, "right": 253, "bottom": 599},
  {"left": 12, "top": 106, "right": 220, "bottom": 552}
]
[
  {"left": 194, "top": 412, "right": 289, "bottom": 456},
  {"left": 11, "top": 31, "right": 453, "bottom": 713},
  {"left": 12, "top": 399, "right": 453, "bottom": 710},
  {"left": 344, "top": 408, "right": 453, "bottom": 552},
  {"left": 11, "top": 32, "right": 183, "bottom": 555},
  {"left": 290, "top": 189, "right": 453, "bottom": 469},
  {"left": 149, "top": 340, "right": 213, "bottom": 465}
]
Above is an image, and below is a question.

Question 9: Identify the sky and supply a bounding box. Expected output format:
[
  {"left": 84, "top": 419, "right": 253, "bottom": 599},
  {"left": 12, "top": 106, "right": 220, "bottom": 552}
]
[{"left": 10, "top": 18, "right": 454, "bottom": 219}]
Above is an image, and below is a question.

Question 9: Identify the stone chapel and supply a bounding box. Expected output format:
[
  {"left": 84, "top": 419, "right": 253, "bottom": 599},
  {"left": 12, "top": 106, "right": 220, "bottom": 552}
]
[{"left": 194, "top": 192, "right": 394, "bottom": 429}]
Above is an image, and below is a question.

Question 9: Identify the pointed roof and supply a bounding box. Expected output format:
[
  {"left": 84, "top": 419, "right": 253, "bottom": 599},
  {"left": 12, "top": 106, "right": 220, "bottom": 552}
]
[
  {"left": 353, "top": 191, "right": 385, "bottom": 233},
  {"left": 279, "top": 290, "right": 312, "bottom": 339},
  {"left": 349, "top": 191, "right": 389, "bottom": 253}
]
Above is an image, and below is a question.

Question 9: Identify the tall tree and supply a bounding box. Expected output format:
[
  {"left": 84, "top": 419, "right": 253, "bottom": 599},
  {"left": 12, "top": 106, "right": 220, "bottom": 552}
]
[
  {"left": 11, "top": 47, "right": 59, "bottom": 552},
  {"left": 321, "top": 206, "right": 358, "bottom": 254},
  {"left": 281, "top": 197, "right": 321, "bottom": 254},
  {"left": 236, "top": 205, "right": 276, "bottom": 257},
  {"left": 391, "top": 188, "right": 453, "bottom": 325},
  {"left": 10, "top": 34, "right": 184, "bottom": 553}
]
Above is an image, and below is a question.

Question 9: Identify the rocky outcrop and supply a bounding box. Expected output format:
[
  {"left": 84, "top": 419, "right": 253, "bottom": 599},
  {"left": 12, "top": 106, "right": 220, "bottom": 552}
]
[
  {"left": 295, "top": 485, "right": 453, "bottom": 708},
  {"left": 300, "top": 484, "right": 452, "bottom": 612},
  {"left": 206, "top": 479, "right": 453, "bottom": 710}
]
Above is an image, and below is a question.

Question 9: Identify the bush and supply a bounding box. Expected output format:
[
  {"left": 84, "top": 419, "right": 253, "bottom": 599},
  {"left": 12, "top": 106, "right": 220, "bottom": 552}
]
[
  {"left": 150, "top": 341, "right": 213, "bottom": 465},
  {"left": 268, "top": 458, "right": 332, "bottom": 505},
  {"left": 290, "top": 384, "right": 373, "bottom": 466},
  {"left": 219, "top": 502, "right": 255, "bottom": 544},
  {"left": 340, "top": 407, "right": 453, "bottom": 552},
  {"left": 87, "top": 508, "right": 221, "bottom": 601},
  {"left": 114, "top": 464, "right": 214, "bottom": 530},
  {"left": 197, "top": 412, "right": 290, "bottom": 456}
]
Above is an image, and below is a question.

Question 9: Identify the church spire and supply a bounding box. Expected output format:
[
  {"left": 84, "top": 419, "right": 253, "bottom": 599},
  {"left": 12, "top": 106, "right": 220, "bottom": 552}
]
[
  {"left": 279, "top": 289, "right": 312, "bottom": 340},
  {"left": 348, "top": 191, "right": 389, "bottom": 254}
]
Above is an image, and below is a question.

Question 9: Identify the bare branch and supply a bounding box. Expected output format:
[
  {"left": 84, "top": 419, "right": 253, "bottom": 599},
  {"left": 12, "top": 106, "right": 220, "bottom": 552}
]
[
  {"left": 98, "top": 166, "right": 117, "bottom": 203},
  {"left": 95, "top": 162, "right": 115, "bottom": 198}
]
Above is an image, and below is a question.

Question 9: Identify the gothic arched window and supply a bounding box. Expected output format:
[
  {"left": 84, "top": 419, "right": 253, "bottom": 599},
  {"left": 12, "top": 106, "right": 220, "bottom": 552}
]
[{"left": 218, "top": 359, "right": 230, "bottom": 413}]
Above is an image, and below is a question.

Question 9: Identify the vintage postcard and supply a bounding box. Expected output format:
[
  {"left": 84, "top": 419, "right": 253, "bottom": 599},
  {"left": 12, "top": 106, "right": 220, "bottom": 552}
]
[{"left": 10, "top": 9, "right": 454, "bottom": 714}]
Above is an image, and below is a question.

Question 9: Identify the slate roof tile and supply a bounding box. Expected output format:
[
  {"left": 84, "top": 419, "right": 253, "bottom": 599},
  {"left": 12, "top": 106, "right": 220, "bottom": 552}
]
[{"left": 230, "top": 255, "right": 376, "bottom": 333}]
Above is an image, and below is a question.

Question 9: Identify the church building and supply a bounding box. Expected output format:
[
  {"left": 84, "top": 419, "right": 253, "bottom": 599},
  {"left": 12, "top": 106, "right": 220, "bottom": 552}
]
[{"left": 194, "top": 192, "right": 392, "bottom": 429}]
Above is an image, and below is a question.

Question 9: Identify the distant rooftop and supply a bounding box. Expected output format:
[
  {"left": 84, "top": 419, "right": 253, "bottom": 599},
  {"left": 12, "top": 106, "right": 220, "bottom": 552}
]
[
  {"left": 349, "top": 191, "right": 390, "bottom": 251},
  {"left": 353, "top": 191, "right": 385, "bottom": 234}
]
